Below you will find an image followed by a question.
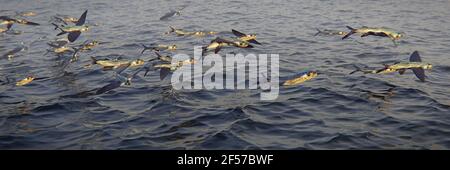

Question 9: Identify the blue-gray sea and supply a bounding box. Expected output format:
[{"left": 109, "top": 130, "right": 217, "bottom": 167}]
[{"left": 1, "top": 0, "right": 450, "bottom": 149}]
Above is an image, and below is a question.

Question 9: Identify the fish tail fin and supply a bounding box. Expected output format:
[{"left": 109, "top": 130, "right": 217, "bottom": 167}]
[
  {"left": 314, "top": 28, "right": 322, "bottom": 36},
  {"left": 169, "top": 26, "right": 176, "bottom": 33},
  {"left": 141, "top": 44, "right": 150, "bottom": 54},
  {"left": 160, "top": 67, "right": 170, "bottom": 80},
  {"left": 143, "top": 67, "right": 151, "bottom": 77},
  {"left": 52, "top": 23, "right": 67, "bottom": 36},
  {"left": 90, "top": 56, "right": 97, "bottom": 64},
  {"left": 71, "top": 47, "right": 80, "bottom": 62},
  {"left": 349, "top": 65, "right": 362, "bottom": 74},
  {"left": 412, "top": 68, "right": 426, "bottom": 82},
  {"left": 201, "top": 46, "right": 207, "bottom": 56},
  {"left": 125, "top": 78, "right": 132, "bottom": 86},
  {"left": 342, "top": 26, "right": 356, "bottom": 40},
  {"left": 51, "top": 23, "right": 61, "bottom": 31},
  {"left": 44, "top": 49, "right": 51, "bottom": 56}
]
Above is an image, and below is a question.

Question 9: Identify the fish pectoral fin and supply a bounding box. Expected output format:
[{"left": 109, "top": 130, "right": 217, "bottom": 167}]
[
  {"left": 144, "top": 68, "right": 151, "bottom": 77},
  {"left": 115, "top": 63, "right": 131, "bottom": 74},
  {"left": 375, "top": 68, "right": 386, "bottom": 73},
  {"left": 314, "top": 28, "right": 322, "bottom": 36},
  {"left": 160, "top": 67, "right": 171, "bottom": 80},
  {"left": 76, "top": 10, "right": 88, "bottom": 26},
  {"left": 409, "top": 51, "right": 421, "bottom": 62},
  {"left": 201, "top": 47, "right": 207, "bottom": 56},
  {"left": 25, "top": 21, "right": 40, "bottom": 26},
  {"left": 6, "top": 23, "right": 13, "bottom": 30},
  {"left": 68, "top": 31, "right": 81, "bottom": 42},
  {"left": 342, "top": 30, "right": 356, "bottom": 40},
  {"left": 154, "top": 51, "right": 162, "bottom": 58},
  {"left": 96, "top": 81, "right": 121, "bottom": 95},
  {"left": 102, "top": 66, "right": 114, "bottom": 71},
  {"left": 412, "top": 68, "right": 426, "bottom": 82},
  {"left": 361, "top": 32, "right": 371, "bottom": 37},
  {"left": 57, "top": 31, "right": 67, "bottom": 36},
  {"left": 231, "top": 29, "right": 247, "bottom": 38},
  {"left": 214, "top": 46, "right": 222, "bottom": 54},
  {"left": 248, "top": 39, "right": 262, "bottom": 45},
  {"left": 391, "top": 39, "right": 398, "bottom": 47},
  {"left": 398, "top": 69, "right": 406, "bottom": 75}
]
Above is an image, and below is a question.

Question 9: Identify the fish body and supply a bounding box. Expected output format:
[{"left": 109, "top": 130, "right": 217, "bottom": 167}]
[
  {"left": 153, "top": 58, "right": 195, "bottom": 80},
  {"left": 232, "top": 29, "right": 261, "bottom": 45},
  {"left": 0, "top": 16, "right": 39, "bottom": 29},
  {"left": 314, "top": 28, "right": 347, "bottom": 36},
  {"left": 0, "top": 19, "right": 15, "bottom": 28},
  {"left": 203, "top": 37, "right": 253, "bottom": 55},
  {"left": 95, "top": 64, "right": 142, "bottom": 95},
  {"left": 154, "top": 59, "right": 195, "bottom": 70},
  {"left": 17, "top": 11, "right": 37, "bottom": 17},
  {"left": 350, "top": 66, "right": 397, "bottom": 75},
  {"left": 53, "top": 10, "right": 88, "bottom": 42},
  {"left": 150, "top": 51, "right": 173, "bottom": 62},
  {"left": 79, "top": 40, "right": 99, "bottom": 51},
  {"left": 3, "top": 46, "right": 26, "bottom": 59},
  {"left": 48, "top": 38, "right": 70, "bottom": 47},
  {"left": 54, "top": 16, "right": 78, "bottom": 24},
  {"left": 385, "top": 62, "right": 432, "bottom": 70},
  {"left": 205, "top": 41, "right": 229, "bottom": 50},
  {"left": 141, "top": 44, "right": 176, "bottom": 54},
  {"left": 52, "top": 46, "right": 73, "bottom": 53},
  {"left": 160, "top": 6, "right": 186, "bottom": 20},
  {"left": 166, "top": 26, "right": 217, "bottom": 37},
  {"left": 16, "top": 76, "right": 34, "bottom": 86},
  {"left": 58, "top": 25, "right": 89, "bottom": 33},
  {"left": 166, "top": 26, "right": 190, "bottom": 36},
  {"left": 342, "top": 26, "right": 403, "bottom": 42},
  {"left": 91, "top": 57, "right": 144, "bottom": 68},
  {"left": 351, "top": 51, "right": 431, "bottom": 82},
  {"left": 71, "top": 40, "right": 101, "bottom": 61},
  {"left": 282, "top": 71, "right": 317, "bottom": 86}
]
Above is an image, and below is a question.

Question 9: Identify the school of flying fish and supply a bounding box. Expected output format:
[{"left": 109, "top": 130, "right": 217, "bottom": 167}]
[{"left": 0, "top": 6, "right": 432, "bottom": 95}]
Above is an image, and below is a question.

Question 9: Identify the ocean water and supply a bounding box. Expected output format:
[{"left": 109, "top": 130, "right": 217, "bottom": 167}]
[{"left": 1, "top": 0, "right": 450, "bottom": 149}]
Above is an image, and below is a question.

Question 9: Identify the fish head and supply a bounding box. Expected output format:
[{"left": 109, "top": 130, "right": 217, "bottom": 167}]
[
  {"left": 307, "top": 71, "right": 318, "bottom": 78},
  {"left": 15, "top": 19, "right": 27, "bottom": 24},
  {"left": 248, "top": 34, "right": 257, "bottom": 39},
  {"left": 194, "top": 32, "right": 205, "bottom": 36},
  {"left": 133, "top": 59, "right": 145, "bottom": 66},
  {"left": 168, "top": 45, "right": 177, "bottom": 50},
  {"left": 392, "top": 33, "right": 403, "bottom": 40},
  {"left": 161, "top": 56, "right": 172, "bottom": 61},
  {"left": 89, "top": 40, "right": 99, "bottom": 46},
  {"left": 81, "top": 25, "right": 90, "bottom": 32},
  {"left": 423, "top": 64, "right": 433, "bottom": 70},
  {"left": 125, "top": 78, "right": 132, "bottom": 86},
  {"left": 26, "top": 76, "right": 35, "bottom": 81}
]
